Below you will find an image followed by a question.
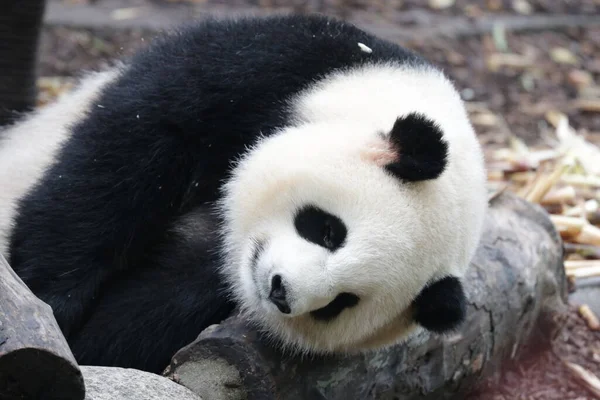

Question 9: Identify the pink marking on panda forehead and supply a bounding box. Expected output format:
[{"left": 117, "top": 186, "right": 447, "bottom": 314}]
[{"left": 359, "top": 138, "right": 398, "bottom": 167}]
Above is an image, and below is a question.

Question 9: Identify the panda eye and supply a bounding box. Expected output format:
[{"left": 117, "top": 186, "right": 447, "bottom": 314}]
[
  {"left": 323, "top": 222, "right": 334, "bottom": 248},
  {"left": 294, "top": 205, "right": 347, "bottom": 251}
]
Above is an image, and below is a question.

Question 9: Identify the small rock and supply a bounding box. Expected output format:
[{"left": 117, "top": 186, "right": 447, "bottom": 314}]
[
  {"left": 567, "top": 69, "right": 594, "bottom": 89},
  {"left": 550, "top": 47, "right": 579, "bottom": 65},
  {"left": 461, "top": 88, "right": 475, "bottom": 101},
  {"left": 512, "top": 0, "right": 533, "bottom": 14},
  {"left": 428, "top": 0, "right": 455, "bottom": 10},
  {"left": 520, "top": 73, "right": 535, "bottom": 91},
  {"left": 81, "top": 366, "right": 203, "bottom": 400}
]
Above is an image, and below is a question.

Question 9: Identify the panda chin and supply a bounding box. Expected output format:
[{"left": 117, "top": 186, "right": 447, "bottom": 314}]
[{"left": 411, "top": 276, "right": 467, "bottom": 334}]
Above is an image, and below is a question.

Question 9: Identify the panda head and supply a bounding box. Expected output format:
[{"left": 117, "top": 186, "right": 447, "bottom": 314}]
[{"left": 218, "top": 64, "right": 487, "bottom": 354}]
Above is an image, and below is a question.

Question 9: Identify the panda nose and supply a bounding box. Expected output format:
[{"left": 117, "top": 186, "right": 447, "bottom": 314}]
[{"left": 269, "top": 274, "right": 291, "bottom": 314}]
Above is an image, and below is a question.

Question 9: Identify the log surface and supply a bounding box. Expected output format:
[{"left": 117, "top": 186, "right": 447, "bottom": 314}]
[
  {"left": 164, "top": 192, "right": 568, "bottom": 400},
  {"left": 0, "top": 253, "right": 85, "bottom": 400}
]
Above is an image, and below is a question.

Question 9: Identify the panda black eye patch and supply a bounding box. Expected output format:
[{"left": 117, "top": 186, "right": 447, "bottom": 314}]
[{"left": 294, "top": 205, "right": 347, "bottom": 250}]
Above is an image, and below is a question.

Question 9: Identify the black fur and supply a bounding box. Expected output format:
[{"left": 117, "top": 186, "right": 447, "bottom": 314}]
[
  {"left": 7, "top": 14, "right": 431, "bottom": 373},
  {"left": 411, "top": 276, "right": 466, "bottom": 334},
  {"left": 69, "top": 208, "right": 236, "bottom": 372},
  {"left": 385, "top": 112, "right": 449, "bottom": 182},
  {"left": 294, "top": 205, "right": 347, "bottom": 251},
  {"left": 310, "top": 293, "right": 360, "bottom": 322}
]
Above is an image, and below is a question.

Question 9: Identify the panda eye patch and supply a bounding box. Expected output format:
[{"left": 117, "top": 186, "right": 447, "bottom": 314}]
[{"left": 294, "top": 205, "right": 347, "bottom": 250}]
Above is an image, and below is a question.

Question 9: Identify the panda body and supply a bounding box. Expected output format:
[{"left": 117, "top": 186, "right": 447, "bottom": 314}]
[{"left": 0, "top": 14, "right": 487, "bottom": 373}]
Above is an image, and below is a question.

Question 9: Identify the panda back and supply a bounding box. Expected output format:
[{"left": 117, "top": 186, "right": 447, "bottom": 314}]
[{"left": 0, "top": 68, "right": 121, "bottom": 257}]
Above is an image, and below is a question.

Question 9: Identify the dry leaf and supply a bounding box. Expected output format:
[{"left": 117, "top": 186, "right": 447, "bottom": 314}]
[
  {"left": 542, "top": 186, "right": 576, "bottom": 205},
  {"left": 567, "top": 70, "right": 594, "bottom": 89},
  {"left": 487, "top": 53, "right": 534, "bottom": 72},
  {"left": 512, "top": 0, "right": 532, "bottom": 14},
  {"left": 550, "top": 47, "right": 579, "bottom": 65},
  {"left": 110, "top": 7, "right": 144, "bottom": 21},
  {"left": 573, "top": 99, "right": 600, "bottom": 113}
]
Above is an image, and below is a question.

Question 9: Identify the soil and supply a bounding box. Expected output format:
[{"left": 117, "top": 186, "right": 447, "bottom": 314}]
[
  {"left": 42, "top": 0, "right": 600, "bottom": 146},
  {"left": 466, "top": 305, "right": 600, "bottom": 400},
  {"left": 37, "top": 0, "right": 600, "bottom": 398}
]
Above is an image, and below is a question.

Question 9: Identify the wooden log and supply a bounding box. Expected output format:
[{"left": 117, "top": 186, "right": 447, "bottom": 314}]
[
  {"left": 0, "top": 253, "right": 85, "bottom": 400},
  {"left": 163, "top": 191, "right": 568, "bottom": 400}
]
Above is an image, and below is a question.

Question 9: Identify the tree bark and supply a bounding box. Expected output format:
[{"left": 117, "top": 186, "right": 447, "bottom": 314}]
[
  {"left": 0, "top": 0, "right": 46, "bottom": 126},
  {"left": 0, "top": 253, "right": 85, "bottom": 400},
  {"left": 163, "top": 192, "right": 569, "bottom": 400}
]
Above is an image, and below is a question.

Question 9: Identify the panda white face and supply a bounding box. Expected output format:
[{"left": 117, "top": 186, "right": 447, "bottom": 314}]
[{"left": 218, "top": 64, "right": 487, "bottom": 354}]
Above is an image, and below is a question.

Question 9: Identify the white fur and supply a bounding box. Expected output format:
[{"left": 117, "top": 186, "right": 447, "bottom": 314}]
[
  {"left": 218, "top": 62, "right": 488, "bottom": 354},
  {"left": 0, "top": 66, "right": 123, "bottom": 258}
]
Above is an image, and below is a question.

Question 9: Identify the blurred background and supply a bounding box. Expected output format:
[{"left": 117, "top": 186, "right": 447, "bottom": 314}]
[
  {"left": 37, "top": 0, "right": 600, "bottom": 148},
  {"left": 2, "top": 1, "right": 600, "bottom": 399}
]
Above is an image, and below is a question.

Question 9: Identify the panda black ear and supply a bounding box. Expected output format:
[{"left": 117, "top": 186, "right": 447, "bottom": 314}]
[
  {"left": 411, "top": 276, "right": 466, "bottom": 334},
  {"left": 384, "top": 112, "right": 449, "bottom": 182}
]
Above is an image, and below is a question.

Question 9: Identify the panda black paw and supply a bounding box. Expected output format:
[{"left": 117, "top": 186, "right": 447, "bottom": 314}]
[{"left": 411, "top": 276, "right": 467, "bottom": 334}]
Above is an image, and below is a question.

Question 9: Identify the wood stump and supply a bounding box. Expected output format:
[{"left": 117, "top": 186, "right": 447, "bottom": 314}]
[
  {"left": 0, "top": 253, "right": 85, "bottom": 400},
  {"left": 164, "top": 192, "right": 569, "bottom": 400}
]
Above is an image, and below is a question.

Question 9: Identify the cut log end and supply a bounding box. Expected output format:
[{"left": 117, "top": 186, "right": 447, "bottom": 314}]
[
  {"left": 0, "top": 253, "right": 85, "bottom": 400},
  {"left": 0, "top": 348, "right": 85, "bottom": 400},
  {"left": 164, "top": 192, "right": 569, "bottom": 400}
]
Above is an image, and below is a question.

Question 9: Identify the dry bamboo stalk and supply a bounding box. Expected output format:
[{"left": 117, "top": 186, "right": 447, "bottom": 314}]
[
  {"left": 561, "top": 174, "right": 600, "bottom": 188},
  {"left": 550, "top": 215, "right": 587, "bottom": 237},
  {"left": 565, "top": 199, "right": 599, "bottom": 217},
  {"left": 578, "top": 305, "right": 600, "bottom": 331},
  {"left": 566, "top": 265, "right": 600, "bottom": 279},
  {"left": 574, "top": 224, "right": 600, "bottom": 246},
  {"left": 528, "top": 149, "right": 560, "bottom": 165},
  {"left": 488, "top": 170, "right": 505, "bottom": 181},
  {"left": 565, "top": 260, "right": 600, "bottom": 270},
  {"left": 471, "top": 112, "right": 498, "bottom": 126},
  {"left": 563, "top": 243, "right": 600, "bottom": 259},
  {"left": 526, "top": 159, "right": 573, "bottom": 203},
  {"left": 486, "top": 52, "right": 535, "bottom": 71},
  {"left": 541, "top": 186, "right": 576, "bottom": 205},
  {"left": 573, "top": 99, "right": 600, "bottom": 113},
  {"left": 519, "top": 167, "right": 545, "bottom": 198},
  {"left": 545, "top": 110, "right": 565, "bottom": 128},
  {"left": 564, "top": 362, "right": 600, "bottom": 398}
]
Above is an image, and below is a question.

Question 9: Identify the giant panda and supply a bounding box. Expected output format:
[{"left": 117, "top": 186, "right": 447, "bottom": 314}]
[{"left": 0, "top": 14, "right": 488, "bottom": 374}]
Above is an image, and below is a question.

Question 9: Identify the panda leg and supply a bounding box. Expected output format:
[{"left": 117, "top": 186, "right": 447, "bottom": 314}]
[
  {"left": 67, "top": 214, "right": 235, "bottom": 373},
  {"left": 7, "top": 116, "right": 213, "bottom": 338}
]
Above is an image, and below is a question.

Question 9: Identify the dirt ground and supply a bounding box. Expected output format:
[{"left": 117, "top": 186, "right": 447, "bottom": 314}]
[
  {"left": 465, "top": 305, "right": 600, "bottom": 400},
  {"left": 38, "top": 1, "right": 600, "bottom": 398}
]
